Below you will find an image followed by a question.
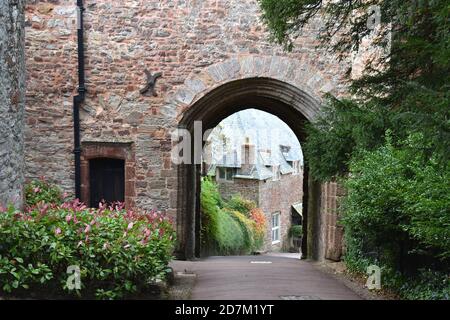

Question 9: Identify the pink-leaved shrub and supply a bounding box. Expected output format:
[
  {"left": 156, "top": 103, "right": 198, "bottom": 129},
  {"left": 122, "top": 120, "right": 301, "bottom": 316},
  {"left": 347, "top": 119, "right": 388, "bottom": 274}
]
[{"left": 0, "top": 185, "right": 176, "bottom": 299}]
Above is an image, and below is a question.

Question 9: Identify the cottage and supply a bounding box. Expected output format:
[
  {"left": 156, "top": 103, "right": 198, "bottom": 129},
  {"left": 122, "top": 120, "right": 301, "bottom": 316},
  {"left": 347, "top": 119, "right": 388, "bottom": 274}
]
[{"left": 205, "top": 135, "right": 303, "bottom": 252}]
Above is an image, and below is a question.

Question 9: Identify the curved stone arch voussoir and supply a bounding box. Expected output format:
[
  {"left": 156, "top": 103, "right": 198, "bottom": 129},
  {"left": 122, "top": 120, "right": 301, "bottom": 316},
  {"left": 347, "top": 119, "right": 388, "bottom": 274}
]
[{"left": 165, "top": 55, "right": 339, "bottom": 123}]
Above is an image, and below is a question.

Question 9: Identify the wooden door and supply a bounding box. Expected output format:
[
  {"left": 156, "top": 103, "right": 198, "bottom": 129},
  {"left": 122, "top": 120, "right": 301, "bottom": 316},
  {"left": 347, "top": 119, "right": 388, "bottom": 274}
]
[{"left": 89, "top": 158, "right": 125, "bottom": 208}]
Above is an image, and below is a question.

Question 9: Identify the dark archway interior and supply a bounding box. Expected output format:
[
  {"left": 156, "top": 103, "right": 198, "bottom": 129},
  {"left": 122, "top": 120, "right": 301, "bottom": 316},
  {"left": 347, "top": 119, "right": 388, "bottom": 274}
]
[{"left": 178, "top": 78, "right": 322, "bottom": 260}]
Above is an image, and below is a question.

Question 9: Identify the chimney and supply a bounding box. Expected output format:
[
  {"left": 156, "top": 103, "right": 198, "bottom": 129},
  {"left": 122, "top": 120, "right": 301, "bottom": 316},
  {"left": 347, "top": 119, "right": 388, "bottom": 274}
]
[{"left": 241, "top": 137, "right": 256, "bottom": 172}]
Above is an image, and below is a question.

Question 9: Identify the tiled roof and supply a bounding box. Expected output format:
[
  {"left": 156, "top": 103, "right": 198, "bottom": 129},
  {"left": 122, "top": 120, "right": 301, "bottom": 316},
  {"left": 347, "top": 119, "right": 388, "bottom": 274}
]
[
  {"left": 206, "top": 109, "right": 304, "bottom": 181},
  {"left": 216, "top": 150, "right": 241, "bottom": 168}
]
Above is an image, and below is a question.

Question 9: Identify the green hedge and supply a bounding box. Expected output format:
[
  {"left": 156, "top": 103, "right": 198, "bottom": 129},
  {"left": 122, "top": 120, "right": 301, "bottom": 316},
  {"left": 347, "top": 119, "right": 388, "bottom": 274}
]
[
  {"left": 227, "top": 209, "right": 256, "bottom": 252},
  {"left": 215, "top": 209, "right": 246, "bottom": 255},
  {"left": 24, "top": 178, "right": 68, "bottom": 207}
]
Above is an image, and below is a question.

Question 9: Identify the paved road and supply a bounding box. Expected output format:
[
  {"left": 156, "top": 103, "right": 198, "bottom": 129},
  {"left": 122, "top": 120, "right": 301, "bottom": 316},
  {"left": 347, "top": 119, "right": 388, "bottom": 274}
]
[{"left": 171, "top": 254, "right": 362, "bottom": 300}]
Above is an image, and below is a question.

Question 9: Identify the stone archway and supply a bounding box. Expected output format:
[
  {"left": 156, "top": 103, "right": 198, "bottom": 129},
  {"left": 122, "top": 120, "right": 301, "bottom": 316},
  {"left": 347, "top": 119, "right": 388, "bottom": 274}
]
[
  {"left": 165, "top": 55, "right": 341, "bottom": 124},
  {"left": 166, "top": 56, "right": 345, "bottom": 260}
]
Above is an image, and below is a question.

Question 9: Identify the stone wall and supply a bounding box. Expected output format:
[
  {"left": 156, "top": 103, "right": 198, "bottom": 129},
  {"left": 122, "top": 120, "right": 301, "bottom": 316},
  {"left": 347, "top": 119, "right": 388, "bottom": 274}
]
[
  {"left": 24, "top": 0, "right": 352, "bottom": 259},
  {"left": 323, "top": 181, "right": 346, "bottom": 261},
  {"left": 0, "top": 0, "right": 25, "bottom": 208},
  {"left": 24, "top": 0, "right": 349, "bottom": 211},
  {"left": 217, "top": 177, "right": 259, "bottom": 205},
  {"left": 259, "top": 173, "right": 303, "bottom": 252}
]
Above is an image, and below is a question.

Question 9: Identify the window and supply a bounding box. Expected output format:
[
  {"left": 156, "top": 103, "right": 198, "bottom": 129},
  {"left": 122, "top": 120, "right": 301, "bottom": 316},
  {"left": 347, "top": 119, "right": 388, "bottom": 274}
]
[
  {"left": 217, "top": 167, "right": 235, "bottom": 181},
  {"left": 218, "top": 167, "right": 226, "bottom": 180},
  {"left": 272, "top": 212, "right": 281, "bottom": 244},
  {"left": 89, "top": 158, "right": 125, "bottom": 208},
  {"left": 226, "top": 168, "right": 234, "bottom": 180}
]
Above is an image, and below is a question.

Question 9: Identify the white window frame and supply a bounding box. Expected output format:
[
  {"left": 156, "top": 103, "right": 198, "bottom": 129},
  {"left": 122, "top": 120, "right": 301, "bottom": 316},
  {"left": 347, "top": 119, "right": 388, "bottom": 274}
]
[{"left": 272, "top": 212, "right": 281, "bottom": 244}]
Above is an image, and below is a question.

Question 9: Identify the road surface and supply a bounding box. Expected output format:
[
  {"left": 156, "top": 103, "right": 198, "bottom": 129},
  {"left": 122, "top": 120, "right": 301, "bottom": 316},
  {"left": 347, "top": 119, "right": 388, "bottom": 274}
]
[{"left": 171, "top": 253, "right": 362, "bottom": 300}]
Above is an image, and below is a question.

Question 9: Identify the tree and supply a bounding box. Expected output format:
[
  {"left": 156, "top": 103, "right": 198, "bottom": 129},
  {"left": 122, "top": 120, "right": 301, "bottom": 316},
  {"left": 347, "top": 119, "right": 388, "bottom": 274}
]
[{"left": 258, "top": 0, "right": 449, "bottom": 180}]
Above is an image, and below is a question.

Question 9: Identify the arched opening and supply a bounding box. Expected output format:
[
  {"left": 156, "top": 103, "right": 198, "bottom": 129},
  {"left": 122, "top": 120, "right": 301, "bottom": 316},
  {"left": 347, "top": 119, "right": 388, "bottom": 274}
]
[
  {"left": 202, "top": 109, "right": 305, "bottom": 256},
  {"left": 177, "top": 78, "right": 324, "bottom": 260}
]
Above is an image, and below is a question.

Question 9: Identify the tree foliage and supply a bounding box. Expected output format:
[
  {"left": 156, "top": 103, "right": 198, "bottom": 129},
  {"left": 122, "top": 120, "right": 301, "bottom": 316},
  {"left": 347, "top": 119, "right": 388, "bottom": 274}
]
[
  {"left": 342, "top": 134, "right": 450, "bottom": 299},
  {"left": 259, "top": 0, "right": 449, "bottom": 180},
  {"left": 259, "top": 0, "right": 450, "bottom": 299}
]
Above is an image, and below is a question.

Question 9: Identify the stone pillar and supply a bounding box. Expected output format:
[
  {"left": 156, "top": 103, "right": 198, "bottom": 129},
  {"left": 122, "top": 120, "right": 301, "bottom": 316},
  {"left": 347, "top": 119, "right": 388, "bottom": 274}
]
[
  {"left": 0, "top": 0, "right": 25, "bottom": 208},
  {"left": 324, "top": 181, "right": 345, "bottom": 261}
]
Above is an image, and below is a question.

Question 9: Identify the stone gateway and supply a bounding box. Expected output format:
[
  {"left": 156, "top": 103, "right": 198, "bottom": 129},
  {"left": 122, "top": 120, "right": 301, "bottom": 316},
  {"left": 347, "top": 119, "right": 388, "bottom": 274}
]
[{"left": 7, "top": 0, "right": 355, "bottom": 260}]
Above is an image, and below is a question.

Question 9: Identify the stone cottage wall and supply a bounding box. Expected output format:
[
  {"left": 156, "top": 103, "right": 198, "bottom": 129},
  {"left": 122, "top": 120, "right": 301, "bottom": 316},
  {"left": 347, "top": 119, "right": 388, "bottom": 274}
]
[
  {"left": 217, "top": 177, "right": 259, "bottom": 205},
  {"left": 258, "top": 173, "right": 303, "bottom": 252},
  {"left": 0, "top": 0, "right": 25, "bottom": 208}
]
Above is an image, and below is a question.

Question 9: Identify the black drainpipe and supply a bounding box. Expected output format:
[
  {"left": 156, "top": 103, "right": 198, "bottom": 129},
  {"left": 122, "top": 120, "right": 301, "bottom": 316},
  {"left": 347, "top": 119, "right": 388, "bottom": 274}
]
[{"left": 73, "top": 0, "right": 86, "bottom": 200}]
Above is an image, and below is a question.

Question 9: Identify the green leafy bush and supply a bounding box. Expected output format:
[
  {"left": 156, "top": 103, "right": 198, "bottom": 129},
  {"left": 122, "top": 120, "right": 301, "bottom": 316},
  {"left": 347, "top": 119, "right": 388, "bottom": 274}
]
[
  {"left": 290, "top": 225, "right": 303, "bottom": 238},
  {"left": 0, "top": 200, "right": 176, "bottom": 299},
  {"left": 200, "top": 178, "right": 221, "bottom": 249},
  {"left": 227, "top": 209, "right": 256, "bottom": 252},
  {"left": 226, "top": 196, "right": 256, "bottom": 215},
  {"left": 342, "top": 133, "right": 450, "bottom": 299},
  {"left": 215, "top": 209, "right": 246, "bottom": 255},
  {"left": 399, "top": 269, "right": 450, "bottom": 300},
  {"left": 25, "top": 178, "right": 68, "bottom": 208},
  {"left": 200, "top": 178, "right": 266, "bottom": 255}
]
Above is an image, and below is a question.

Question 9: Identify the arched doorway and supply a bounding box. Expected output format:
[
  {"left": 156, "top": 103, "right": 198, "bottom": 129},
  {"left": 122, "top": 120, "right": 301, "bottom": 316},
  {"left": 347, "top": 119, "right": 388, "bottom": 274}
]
[{"left": 177, "top": 77, "right": 327, "bottom": 260}]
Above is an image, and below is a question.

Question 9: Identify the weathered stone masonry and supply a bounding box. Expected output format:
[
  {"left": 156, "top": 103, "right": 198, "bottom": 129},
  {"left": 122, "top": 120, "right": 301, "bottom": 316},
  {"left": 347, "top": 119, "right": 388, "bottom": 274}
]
[
  {"left": 23, "top": 0, "right": 351, "bottom": 260},
  {"left": 0, "top": 0, "right": 25, "bottom": 208}
]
